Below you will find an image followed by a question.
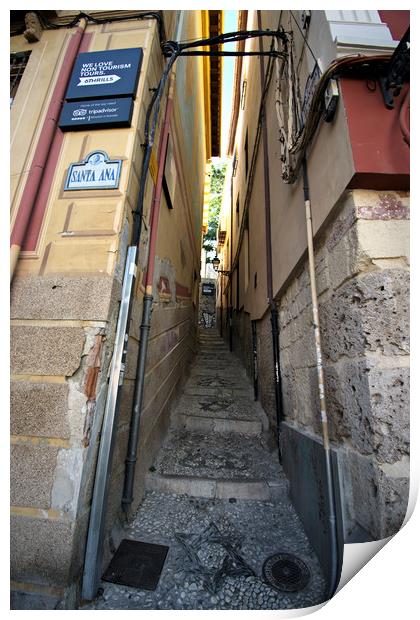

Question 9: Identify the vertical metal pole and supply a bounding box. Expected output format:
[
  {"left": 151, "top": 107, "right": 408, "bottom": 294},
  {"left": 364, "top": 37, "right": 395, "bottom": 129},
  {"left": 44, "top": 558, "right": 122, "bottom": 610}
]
[
  {"left": 121, "top": 291, "right": 153, "bottom": 510},
  {"left": 251, "top": 319, "right": 258, "bottom": 400},
  {"left": 82, "top": 246, "right": 138, "bottom": 600},
  {"left": 229, "top": 174, "right": 234, "bottom": 351},
  {"left": 302, "top": 157, "right": 339, "bottom": 598}
]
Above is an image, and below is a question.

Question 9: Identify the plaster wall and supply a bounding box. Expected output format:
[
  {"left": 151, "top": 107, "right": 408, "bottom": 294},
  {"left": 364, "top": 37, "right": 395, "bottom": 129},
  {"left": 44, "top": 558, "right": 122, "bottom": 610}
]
[{"left": 10, "top": 11, "right": 207, "bottom": 607}]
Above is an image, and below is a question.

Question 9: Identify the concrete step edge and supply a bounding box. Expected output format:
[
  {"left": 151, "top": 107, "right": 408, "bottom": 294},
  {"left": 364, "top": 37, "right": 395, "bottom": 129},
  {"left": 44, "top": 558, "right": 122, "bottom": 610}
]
[
  {"left": 172, "top": 413, "right": 262, "bottom": 435},
  {"left": 145, "top": 473, "right": 288, "bottom": 502}
]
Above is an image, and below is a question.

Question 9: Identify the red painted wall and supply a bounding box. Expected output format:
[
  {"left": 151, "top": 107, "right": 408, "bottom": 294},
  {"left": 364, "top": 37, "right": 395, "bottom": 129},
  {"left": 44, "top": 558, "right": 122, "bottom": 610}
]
[
  {"left": 342, "top": 78, "right": 409, "bottom": 189},
  {"left": 341, "top": 10, "right": 410, "bottom": 190},
  {"left": 378, "top": 10, "right": 409, "bottom": 41}
]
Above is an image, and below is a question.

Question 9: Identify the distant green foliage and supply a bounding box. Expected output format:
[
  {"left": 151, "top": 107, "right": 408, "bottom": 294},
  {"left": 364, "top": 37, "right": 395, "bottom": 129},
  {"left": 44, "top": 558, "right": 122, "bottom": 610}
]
[{"left": 203, "top": 163, "right": 227, "bottom": 256}]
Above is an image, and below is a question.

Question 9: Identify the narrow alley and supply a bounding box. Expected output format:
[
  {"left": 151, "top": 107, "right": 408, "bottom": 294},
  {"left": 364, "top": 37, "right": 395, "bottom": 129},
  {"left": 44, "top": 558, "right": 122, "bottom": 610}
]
[
  {"left": 83, "top": 329, "right": 326, "bottom": 610},
  {"left": 10, "top": 10, "right": 410, "bottom": 612}
]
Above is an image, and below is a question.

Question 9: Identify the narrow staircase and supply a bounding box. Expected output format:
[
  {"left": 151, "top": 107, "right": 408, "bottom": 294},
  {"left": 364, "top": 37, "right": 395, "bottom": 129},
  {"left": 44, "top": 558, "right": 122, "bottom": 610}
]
[
  {"left": 85, "top": 329, "right": 326, "bottom": 610},
  {"left": 145, "top": 329, "right": 287, "bottom": 502}
]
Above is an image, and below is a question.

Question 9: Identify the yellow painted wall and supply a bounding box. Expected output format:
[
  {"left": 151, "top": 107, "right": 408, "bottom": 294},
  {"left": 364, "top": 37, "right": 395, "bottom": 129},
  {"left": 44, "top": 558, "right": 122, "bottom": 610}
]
[{"left": 10, "top": 10, "right": 210, "bottom": 605}]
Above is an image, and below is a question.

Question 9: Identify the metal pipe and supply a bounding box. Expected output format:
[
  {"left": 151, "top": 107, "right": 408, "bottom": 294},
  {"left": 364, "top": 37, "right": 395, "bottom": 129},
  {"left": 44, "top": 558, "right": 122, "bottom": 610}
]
[
  {"left": 220, "top": 274, "right": 224, "bottom": 338},
  {"left": 302, "top": 156, "right": 339, "bottom": 598},
  {"left": 121, "top": 13, "right": 184, "bottom": 513},
  {"left": 258, "top": 11, "right": 284, "bottom": 460},
  {"left": 10, "top": 18, "right": 87, "bottom": 281},
  {"left": 228, "top": 174, "right": 234, "bottom": 351},
  {"left": 121, "top": 291, "right": 153, "bottom": 510},
  {"left": 251, "top": 319, "right": 258, "bottom": 400},
  {"left": 82, "top": 246, "right": 138, "bottom": 600}
]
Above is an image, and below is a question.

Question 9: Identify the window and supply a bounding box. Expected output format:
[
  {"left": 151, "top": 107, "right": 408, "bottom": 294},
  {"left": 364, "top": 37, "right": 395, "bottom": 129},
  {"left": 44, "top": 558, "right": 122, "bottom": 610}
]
[
  {"left": 236, "top": 194, "right": 240, "bottom": 227},
  {"left": 10, "top": 51, "right": 31, "bottom": 105}
]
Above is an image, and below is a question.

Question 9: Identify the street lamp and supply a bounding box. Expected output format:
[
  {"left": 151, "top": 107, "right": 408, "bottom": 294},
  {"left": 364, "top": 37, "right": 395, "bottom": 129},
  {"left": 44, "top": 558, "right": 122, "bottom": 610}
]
[{"left": 212, "top": 256, "right": 230, "bottom": 276}]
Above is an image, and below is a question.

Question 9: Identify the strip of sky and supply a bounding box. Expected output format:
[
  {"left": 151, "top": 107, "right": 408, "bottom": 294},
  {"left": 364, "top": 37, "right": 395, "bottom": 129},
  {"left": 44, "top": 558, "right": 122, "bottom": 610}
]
[{"left": 220, "top": 10, "right": 238, "bottom": 157}]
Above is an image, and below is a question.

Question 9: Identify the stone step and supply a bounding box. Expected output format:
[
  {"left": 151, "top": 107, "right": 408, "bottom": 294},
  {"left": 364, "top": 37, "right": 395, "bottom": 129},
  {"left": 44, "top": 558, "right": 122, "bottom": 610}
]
[
  {"left": 173, "top": 412, "right": 262, "bottom": 436},
  {"left": 193, "top": 357, "right": 239, "bottom": 369},
  {"left": 198, "top": 337, "right": 224, "bottom": 342},
  {"left": 184, "top": 374, "right": 251, "bottom": 391},
  {"left": 145, "top": 473, "right": 287, "bottom": 502},
  {"left": 173, "top": 393, "right": 262, "bottom": 421},
  {"left": 189, "top": 367, "right": 248, "bottom": 380},
  {"left": 199, "top": 347, "right": 230, "bottom": 354},
  {"left": 149, "top": 429, "right": 283, "bottom": 486},
  {"left": 183, "top": 384, "right": 254, "bottom": 399}
]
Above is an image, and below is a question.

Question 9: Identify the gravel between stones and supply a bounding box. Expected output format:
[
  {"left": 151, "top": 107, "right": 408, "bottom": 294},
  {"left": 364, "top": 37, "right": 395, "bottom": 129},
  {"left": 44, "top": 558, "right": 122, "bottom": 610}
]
[
  {"left": 83, "top": 329, "right": 327, "bottom": 611},
  {"left": 83, "top": 492, "right": 327, "bottom": 610}
]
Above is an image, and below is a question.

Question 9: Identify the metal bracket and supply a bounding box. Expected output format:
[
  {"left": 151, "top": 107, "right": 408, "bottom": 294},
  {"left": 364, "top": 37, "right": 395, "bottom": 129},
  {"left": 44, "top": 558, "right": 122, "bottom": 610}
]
[{"left": 380, "top": 27, "right": 410, "bottom": 110}]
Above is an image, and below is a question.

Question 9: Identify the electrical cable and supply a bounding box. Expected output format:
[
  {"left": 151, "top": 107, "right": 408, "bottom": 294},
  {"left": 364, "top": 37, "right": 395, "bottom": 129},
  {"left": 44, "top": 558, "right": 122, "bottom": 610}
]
[
  {"left": 280, "top": 54, "right": 394, "bottom": 182},
  {"left": 289, "top": 11, "right": 318, "bottom": 65},
  {"left": 132, "top": 28, "right": 287, "bottom": 248},
  {"left": 33, "top": 11, "right": 166, "bottom": 43}
]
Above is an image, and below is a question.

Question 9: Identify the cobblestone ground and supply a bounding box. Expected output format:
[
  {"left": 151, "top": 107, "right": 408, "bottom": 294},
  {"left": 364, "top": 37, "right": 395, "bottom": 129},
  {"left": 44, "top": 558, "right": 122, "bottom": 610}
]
[{"left": 83, "top": 329, "right": 327, "bottom": 610}]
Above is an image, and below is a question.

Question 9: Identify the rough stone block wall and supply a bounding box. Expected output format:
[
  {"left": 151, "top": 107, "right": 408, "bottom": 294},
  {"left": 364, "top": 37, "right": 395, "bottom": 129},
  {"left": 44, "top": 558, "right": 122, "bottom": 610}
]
[
  {"left": 255, "top": 310, "right": 278, "bottom": 444},
  {"left": 278, "top": 189, "right": 410, "bottom": 539},
  {"left": 10, "top": 274, "right": 120, "bottom": 607}
]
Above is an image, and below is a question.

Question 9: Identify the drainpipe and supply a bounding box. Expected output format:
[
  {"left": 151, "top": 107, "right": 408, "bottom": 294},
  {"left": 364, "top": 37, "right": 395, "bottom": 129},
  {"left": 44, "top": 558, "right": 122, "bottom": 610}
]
[
  {"left": 257, "top": 11, "right": 284, "bottom": 459},
  {"left": 220, "top": 274, "right": 224, "bottom": 338},
  {"left": 302, "top": 156, "right": 339, "bottom": 598},
  {"left": 10, "top": 17, "right": 88, "bottom": 281},
  {"left": 228, "top": 176, "right": 233, "bottom": 351},
  {"left": 251, "top": 319, "right": 258, "bottom": 400},
  {"left": 121, "top": 12, "right": 184, "bottom": 513}
]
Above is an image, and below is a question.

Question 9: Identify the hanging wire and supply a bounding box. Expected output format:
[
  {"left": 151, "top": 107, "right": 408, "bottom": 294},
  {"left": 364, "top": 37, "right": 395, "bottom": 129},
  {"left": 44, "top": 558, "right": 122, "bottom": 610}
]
[
  {"left": 32, "top": 11, "right": 166, "bottom": 43},
  {"left": 289, "top": 11, "right": 318, "bottom": 65},
  {"left": 132, "top": 27, "right": 287, "bottom": 245}
]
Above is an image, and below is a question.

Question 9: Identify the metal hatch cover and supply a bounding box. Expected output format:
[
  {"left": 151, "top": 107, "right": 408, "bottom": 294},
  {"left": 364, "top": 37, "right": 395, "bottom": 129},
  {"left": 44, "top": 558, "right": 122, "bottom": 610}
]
[{"left": 102, "top": 539, "right": 169, "bottom": 591}]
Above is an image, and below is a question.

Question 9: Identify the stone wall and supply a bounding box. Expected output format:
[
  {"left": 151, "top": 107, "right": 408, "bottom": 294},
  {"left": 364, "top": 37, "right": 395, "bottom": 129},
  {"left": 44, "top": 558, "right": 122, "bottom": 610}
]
[
  {"left": 255, "top": 310, "right": 277, "bottom": 444},
  {"left": 10, "top": 274, "right": 120, "bottom": 608},
  {"left": 278, "top": 189, "right": 410, "bottom": 540}
]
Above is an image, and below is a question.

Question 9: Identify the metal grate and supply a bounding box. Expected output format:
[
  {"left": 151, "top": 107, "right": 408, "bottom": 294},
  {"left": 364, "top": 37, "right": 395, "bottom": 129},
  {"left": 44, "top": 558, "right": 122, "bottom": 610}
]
[
  {"left": 262, "top": 552, "right": 311, "bottom": 592},
  {"left": 102, "top": 539, "right": 169, "bottom": 591},
  {"left": 10, "top": 51, "right": 31, "bottom": 102}
]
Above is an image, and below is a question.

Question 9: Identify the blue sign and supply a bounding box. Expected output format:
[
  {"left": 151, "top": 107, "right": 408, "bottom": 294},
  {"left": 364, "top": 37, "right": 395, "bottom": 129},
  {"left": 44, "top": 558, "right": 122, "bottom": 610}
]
[
  {"left": 59, "top": 97, "right": 133, "bottom": 131},
  {"left": 64, "top": 151, "right": 122, "bottom": 191},
  {"left": 65, "top": 48, "right": 143, "bottom": 101}
]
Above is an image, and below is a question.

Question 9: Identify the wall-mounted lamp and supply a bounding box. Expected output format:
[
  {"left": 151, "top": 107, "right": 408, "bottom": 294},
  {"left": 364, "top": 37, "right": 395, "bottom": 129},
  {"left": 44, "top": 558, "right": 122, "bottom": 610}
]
[{"left": 212, "top": 256, "right": 230, "bottom": 276}]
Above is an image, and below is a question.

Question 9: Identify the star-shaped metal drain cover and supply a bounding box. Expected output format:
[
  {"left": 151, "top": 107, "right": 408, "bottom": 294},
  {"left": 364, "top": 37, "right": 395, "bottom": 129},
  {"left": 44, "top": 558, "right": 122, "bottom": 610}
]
[{"left": 175, "top": 522, "right": 255, "bottom": 594}]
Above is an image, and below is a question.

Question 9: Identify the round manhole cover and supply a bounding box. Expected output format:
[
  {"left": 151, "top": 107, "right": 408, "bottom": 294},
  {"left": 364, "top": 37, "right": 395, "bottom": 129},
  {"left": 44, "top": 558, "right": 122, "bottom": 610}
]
[{"left": 262, "top": 553, "right": 311, "bottom": 592}]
